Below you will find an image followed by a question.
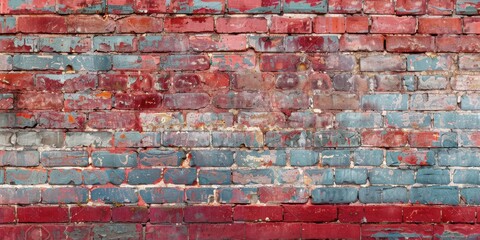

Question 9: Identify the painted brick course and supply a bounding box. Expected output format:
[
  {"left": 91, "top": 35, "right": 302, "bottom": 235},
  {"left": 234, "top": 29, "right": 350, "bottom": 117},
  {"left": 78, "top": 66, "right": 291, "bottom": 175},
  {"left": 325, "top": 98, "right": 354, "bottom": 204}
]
[{"left": 2, "top": 0, "right": 480, "bottom": 238}]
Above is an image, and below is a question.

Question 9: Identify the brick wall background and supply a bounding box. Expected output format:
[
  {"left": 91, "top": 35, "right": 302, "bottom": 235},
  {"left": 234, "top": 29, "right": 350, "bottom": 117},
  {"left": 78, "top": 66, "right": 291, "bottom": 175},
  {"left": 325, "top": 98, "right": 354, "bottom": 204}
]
[{"left": 2, "top": 0, "right": 480, "bottom": 239}]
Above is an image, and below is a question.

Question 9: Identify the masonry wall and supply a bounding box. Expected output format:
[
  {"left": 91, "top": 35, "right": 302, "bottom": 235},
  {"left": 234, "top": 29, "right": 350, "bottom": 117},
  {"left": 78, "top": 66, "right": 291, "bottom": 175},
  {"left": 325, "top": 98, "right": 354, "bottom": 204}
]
[{"left": 2, "top": 0, "right": 480, "bottom": 239}]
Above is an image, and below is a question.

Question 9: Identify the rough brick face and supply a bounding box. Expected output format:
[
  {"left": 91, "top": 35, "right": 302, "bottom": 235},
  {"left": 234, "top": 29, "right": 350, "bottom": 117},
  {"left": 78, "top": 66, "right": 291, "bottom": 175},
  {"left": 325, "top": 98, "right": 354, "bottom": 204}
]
[{"left": 2, "top": 0, "right": 480, "bottom": 238}]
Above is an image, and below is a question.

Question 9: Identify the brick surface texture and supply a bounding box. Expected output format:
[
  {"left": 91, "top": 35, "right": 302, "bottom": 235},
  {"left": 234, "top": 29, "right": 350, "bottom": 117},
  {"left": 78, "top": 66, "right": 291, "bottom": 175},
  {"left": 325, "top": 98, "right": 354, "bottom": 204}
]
[{"left": 1, "top": 0, "right": 480, "bottom": 239}]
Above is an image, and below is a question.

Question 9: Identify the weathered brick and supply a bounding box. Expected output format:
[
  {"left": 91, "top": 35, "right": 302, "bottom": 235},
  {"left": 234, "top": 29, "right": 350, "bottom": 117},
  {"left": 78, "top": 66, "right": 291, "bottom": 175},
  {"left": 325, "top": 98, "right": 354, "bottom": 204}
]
[
  {"left": 18, "top": 16, "right": 66, "bottom": 33},
  {"left": 386, "top": 150, "right": 435, "bottom": 166},
  {"left": 0, "top": 16, "right": 16, "bottom": 33},
  {"left": 88, "top": 111, "right": 138, "bottom": 130},
  {"left": 57, "top": 0, "right": 105, "bottom": 14},
  {"left": 235, "top": 150, "right": 286, "bottom": 167},
  {"left": 313, "top": 16, "right": 345, "bottom": 33},
  {"left": 418, "top": 17, "right": 462, "bottom": 34},
  {"left": 233, "top": 169, "right": 274, "bottom": 184},
  {"left": 428, "top": 0, "right": 454, "bottom": 15},
  {"left": 36, "top": 74, "right": 96, "bottom": 92},
  {"left": 259, "top": 186, "right": 308, "bottom": 203},
  {"left": 38, "top": 37, "right": 90, "bottom": 52},
  {"left": 41, "top": 151, "right": 88, "bottom": 167},
  {"left": 211, "top": 53, "right": 255, "bottom": 71},
  {"left": 371, "top": 16, "right": 416, "bottom": 33},
  {"left": 396, "top": 0, "right": 426, "bottom": 14},
  {"left": 314, "top": 130, "right": 361, "bottom": 147},
  {"left": 64, "top": 92, "right": 112, "bottom": 110},
  {"left": 386, "top": 36, "right": 435, "bottom": 53},
  {"left": 42, "top": 187, "right": 88, "bottom": 204},
  {"left": 340, "top": 34, "right": 384, "bottom": 52},
  {"left": 346, "top": 16, "right": 368, "bottom": 33},
  {"left": 361, "top": 130, "right": 408, "bottom": 147},
  {"left": 227, "top": 0, "right": 280, "bottom": 13},
  {"left": 164, "top": 16, "right": 214, "bottom": 32},
  {"left": 270, "top": 16, "right": 311, "bottom": 33},
  {"left": 217, "top": 17, "right": 267, "bottom": 33},
  {"left": 0, "top": 188, "right": 40, "bottom": 204},
  {"left": 16, "top": 131, "right": 64, "bottom": 148},
  {"left": 410, "top": 94, "right": 457, "bottom": 111},
  {"left": 284, "top": 36, "right": 339, "bottom": 52},
  {"left": 186, "top": 188, "right": 215, "bottom": 203},
  {"left": 360, "top": 55, "right": 406, "bottom": 71},
  {"left": 328, "top": 0, "right": 361, "bottom": 13},
  {"left": 117, "top": 16, "right": 163, "bottom": 33},
  {"left": 67, "top": 15, "right": 115, "bottom": 33},
  {"left": 265, "top": 131, "right": 312, "bottom": 148},
  {"left": 336, "top": 112, "right": 382, "bottom": 128},
  {"left": 112, "top": 55, "right": 158, "bottom": 70}
]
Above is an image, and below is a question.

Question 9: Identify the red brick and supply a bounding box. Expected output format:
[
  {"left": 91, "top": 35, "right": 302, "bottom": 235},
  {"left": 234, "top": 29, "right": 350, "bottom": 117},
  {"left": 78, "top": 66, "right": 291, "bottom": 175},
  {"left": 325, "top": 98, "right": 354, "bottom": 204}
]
[
  {"left": 283, "top": 205, "right": 337, "bottom": 222},
  {"left": 258, "top": 187, "right": 308, "bottom": 203},
  {"left": 114, "top": 93, "right": 162, "bottom": 109},
  {"left": 17, "top": 16, "right": 67, "bottom": 33},
  {"left": 313, "top": 16, "right": 345, "bottom": 33},
  {"left": 70, "top": 206, "right": 112, "bottom": 222},
  {"left": 150, "top": 206, "right": 184, "bottom": 223},
  {"left": 17, "top": 92, "right": 63, "bottom": 110},
  {"left": 361, "top": 130, "right": 409, "bottom": 147},
  {"left": 418, "top": 17, "right": 462, "bottom": 34},
  {"left": 371, "top": 16, "right": 416, "bottom": 33},
  {"left": 0, "top": 95, "right": 13, "bottom": 110},
  {"left": 260, "top": 54, "right": 306, "bottom": 72},
  {"left": 303, "top": 223, "right": 361, "bottom": 239},
  {"left": 0, "top": 37, "right": 37, "bottom": 52},
  {"left": 2, "top": 0, "right": 55, "bottom": 13},
  {"left": 364, "top": 206, "right": 403, "bottom": 223},
  {"left": 233, "top": 206, "right": 283, "bottom": 222},
  {"left": 189, "top": 35, "right": 247, "bottom": 51},
  {"left": 216, "top": 17, "right": 267, "bottom": 33},
  {"left": 164, "top": 16, "right": 214, "bottom": 32},
  {"left": 271, "top": 16, "right": 311, "bottom": 33},
  {"left": 434, "top": 225, "right": 480, "bottom": 239},
  {"left": 441, "top": 206, "right": 476, "bottom": 223},
  {"left": 184, "top": 205, "right": 233, "bottom": 223},
  {"left": 245, "top": 223, "right": 302, "bottom": 240},
  {"left": 112, "top": 206, "right": 149, "bottom": 223},
  {"left": 464, "top": 17, "right": 480, "bottom": 34},
  {"left": 0, "top": 207, "right": 14, "bottom": 223},
  {"left": 87, "top": 111, "right": 139, "bottom": 130},
  {"left": 403, "top": 206, "right": 442, "bottom": 223},
  {"left": 238, "top": 112, "right": 286, "bottom": 128},
  {"left": 437, "top": 36, "right": 480, "bottom": 53},
  {"left": 145, "top": 224, "right": 188, "bottom": 240},
  {"left": 67, "top": 15, "right": 115, "bottom": 33},
  {"left": 386, "top": 35, "right": 435, "bottom": 52},
  {"left": 346, "top": 16, "right": 369, "bottom": 33},
  {"left": 134, "top": 0, "right": 167, "bottom": 13},
  {"left": 227, "top": 0, "right": 280, "bottom": 13},
  {"left": 395, "top": 0, "right": 426, "bottom": 15},
  {"left": 164, "top": 93, "right": 210, "bottom": 110},
  {"left": 17, "top": 206, "right": 69, "bottom": 223},
  {"left": 364, "top": 0, "right": 394, "bottom": 14},
  {"left": 117, "top": 16, "right": 163, "bottom": 33},
  {"left": 35, "top": 74, "right": 96, "bottom": 92},
  {"left": 98, "top": 73, "right": 153, "bottom": 91},
  {"left": 428, "top": 0, "right": 454, "bottom": 15},
  {"left": 362, "top": 224, "right": 434, "bottom": 239},
  {"left": 188, "top": 223, "right": 245, "bottom": 240},
  {"left": 0, "top": 73, "right": 34, "bottom": 91},
  {"left": 338, "top": 206, "right": 364, "bottom": 223},
  {"left": 57, "top": 0, "right": 105, "bottom": 14},
  {"left": 340, "top": 34, "right": 384, "bottom": 52},
  {"left": 409, "top": 131, "right": 446, "bottom": 148},
  {"left": 231, "top": 72, "right": 273, "bottom": 90},
  {"left": 328, "top": 0, "right": 362, "bottom": 13}
]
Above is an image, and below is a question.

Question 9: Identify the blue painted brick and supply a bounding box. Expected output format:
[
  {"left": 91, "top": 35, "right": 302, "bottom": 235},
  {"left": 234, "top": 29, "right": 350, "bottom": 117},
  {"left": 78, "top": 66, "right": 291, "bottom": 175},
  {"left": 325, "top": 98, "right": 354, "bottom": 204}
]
[
  {"left": 233, "top": 169, "right": 274, "bottom": 184},
  {"left": 314, "top": 130, "right": 361, "bottom": 147},
  {"left": 461, "top": 95, "right": 480, "bottom": 110},
  {"left": 0, "top": 170, "right": 3, "bottom": 184},
  {"left": 65, "top": 132, "right": 113, "bottom": 148},
  {"left": 186, "top": 188, "right": 215, "bottom": 203},
  {"left": 6, "top": 169, "right": 47, "bottom": 185},
  {"left": 93, "top": 36, "right": 136, "bottom": 52},
  {"left": 403, "top": 75, "right": 416, "bottom": 91},
  {"left": 164, "top": 168, "right": 196, "bottom": 185},
  {"left": 438, "top": 149, "right": 480, "bottom": 167},
  {"left": 0, "top": 36, "right": 37, "bottom": 52},
  {"left": 199, "top": 170, "right": 231, "bottom": 185},
  {"left": 418, "top": 75, "right": 448, "bottom": 90},
  {"left": 276, "top": 169, "right": 301, "bottom": 184},
  {"left": 170, "top": 0, "right": 224, "bottom": 13},
  {"left": 335, "top": 169, "right": 368, "bottom": 184},
  {"left": 92, "top": 151, "right": 137, "bottom": 168},
  {"left": 235, "top": 150, "right": 287, "bottom": 167},
  {"left": 163, "top": 131, "right": 210, "bottom": 147},
  {"left": 91, "top": 188, "right": 138, "bottom": 204},
  {"left": 83, "top": 169, "right": 125, "bottom": 185},
  {"left": 42, "top": 187, "right": 88, "bottom": 204},
  {"left": 219, "top": 187, "right": 258, "bottom": 204},
  {"left": 0, "top": 188, "right": 40, "bottom": 204},
  {"left": 312, "top": 187, "right": 358, "bottom": 204},
  {"left": 368, "top": 169, "right": 415, "bottom": 185},
  {"left": 460, "top": 188, "right": 480, "bottom": 204},
  {"left": 139, "top": 187, "right": 184, "bottom": 204},
  {"left": 12, "top": 55, "right": 111, "bottom": 71},
  {"left": 49, "top": 169, "right": 82, "bottom": 185},
  {"left": 139, "top": 150, "right": 185, "bottom": 166},
  {"left": 410, "top": 94, "right": 457, "bottom": 111},
  {"left": 456, "top": 0, "right": 480, "bottom": 14},
  {"left": 322, "top": 150, "right": 351, "bottom": 166},
  {"left": 386, "top": 112, "right": 431, "bottom": 128},
  {"left": 1, "top": 150, "right": 40, "bottom": 167},
  {"left": 38, "top": 37, "right": 89, "bottom": 52},
  {"left": 361, "top": 94, "right": 408, "bottom": 110},
  {"left": 107, "top": 1, "right": 134, "bottom": 14},
  {"left": 212, "top": 131, "right": 263, "bottom": 148},
  {"left": 416, "top": 168, "right": 450, "bottom": 185},
  {"left": 304, "top": 169, "right": 334, "bottom": 185},
  {"left": 407, "top": 54, "right": 453, "bottom": 71},
  {"left": 114, "top": 132, "right": 161, "bottom": 148},
  {"left": 410, "top": 186, "right": 459, "bottom": 205},
  {"left": 290, "top": 150, "right": 318, "bottom": 166},
  {"left": 190, "top": 150, "right": 234, "bottom": 167},
  {"left": 283, "top": 0, "right": 327, "bottom": 13},
  {"left": 336, "top": 112, "right": 383, "bottom": 128},
  {"left": 265, "top": 131, "right": 312, "bottom": 148},
  {"left": 359, "top": 187, "right": 408, "bottom": 203},
  {"left": 57, "top": 0, "right": 105, "bottom": 14},
  {"left": 228, "top": 1, "right": 281, "bottom": 13},
  {"left": 354, "top": 149, "right": 383, "bottom": 166},
  {"left": 0, "top": 16, "right": 16, "bottom": 33},
  {"left": 453, "top": 170, "right": 480, "bottom": 184},
  {"left": 127, "top": 169, "right": 162, "bottom": 185},
  {"left": 434, "top": 112, "right": 480, "bottom": 129}
]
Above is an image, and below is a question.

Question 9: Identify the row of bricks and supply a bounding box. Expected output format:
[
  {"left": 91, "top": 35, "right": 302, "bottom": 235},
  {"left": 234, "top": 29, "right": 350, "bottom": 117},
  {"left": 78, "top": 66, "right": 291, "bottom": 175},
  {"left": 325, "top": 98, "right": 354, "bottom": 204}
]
[
  {"left": 6, "top": 15, "right": 480, "bottom": 35},
  {"left": 3, "top": 185, "right": 480, "bottom": 204},
  {"left": 0, "top": 0, "right": 478, "bottom": 16},
  {"left": 0, "top": 129, "right": 472, "bottom": 148},
  {"left": 0, "top": 204, "right": 478, "bottom": 224},
  {"left": 5, "top": 166, "right": 480, "bottom": 186},
  {"left": 3, "top": 92, "right": 480, "bottom": 112},
  {"left": 1, "top": 222, "right": 479, "bottom": 240},
  {"left": 8, "top": 34, "right": 480, "bottom": 54},
  {"left": 0, "top": 53, "right": 474, "bottom": 72},
  {"left": 3, "top": 147, "right": 480, "bottom": 167}
]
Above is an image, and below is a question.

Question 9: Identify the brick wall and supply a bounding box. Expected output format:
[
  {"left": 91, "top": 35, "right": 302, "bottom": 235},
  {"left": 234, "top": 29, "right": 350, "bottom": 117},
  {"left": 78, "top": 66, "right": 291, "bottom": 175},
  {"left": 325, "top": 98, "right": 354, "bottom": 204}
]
[{"left": 1, "top": 0, "right": 480, "bottom": 239}]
